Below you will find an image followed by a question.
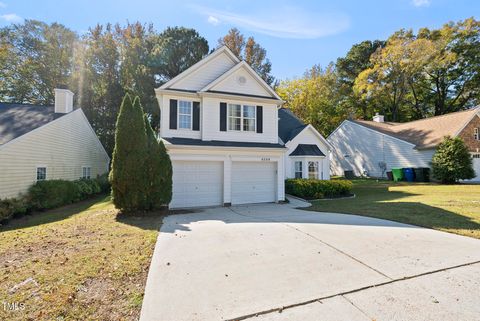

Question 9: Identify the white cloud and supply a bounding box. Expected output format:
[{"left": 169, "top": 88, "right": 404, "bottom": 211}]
[
  {"left": 0, "top": 2, "right": 7, "bottom": 8},
  {"left": 191, "top": 5, "right": 349, "bottom": 39},
  {"left": 1, "top": 13, "right": 23, "bottom": 23},
  {"left": 411, "top": 0, "right": 431, "bottom": 7},
  {"left": 207, "top": 15, "right": 220, "bottom": 26}
]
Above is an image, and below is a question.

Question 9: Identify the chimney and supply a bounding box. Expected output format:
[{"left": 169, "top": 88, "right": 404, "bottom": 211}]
[
  {"left": 373, "top": 113, "right": 384, "bottom": 123},
  {"left": 54, "top": 88, "right": 74, "bottom": 113}
]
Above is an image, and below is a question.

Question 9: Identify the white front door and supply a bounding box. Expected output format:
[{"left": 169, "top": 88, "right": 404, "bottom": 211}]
[
  {"left": 170, "top": 161, "right": 223, "bottom": 208},
  {"left": 471, "top": 155, "right": 480, "bottom": 182},
  {"left": 231, "top": 161, "right": 277, "bottom": 205}
]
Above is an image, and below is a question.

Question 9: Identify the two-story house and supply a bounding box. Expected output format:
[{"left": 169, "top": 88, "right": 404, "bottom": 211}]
[{"left": 156, "top": 46, "right": 331, "bottom": 208}]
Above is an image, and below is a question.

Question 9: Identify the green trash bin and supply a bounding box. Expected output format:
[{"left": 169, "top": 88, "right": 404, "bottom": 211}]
[{"left": 391, "top": 168, "right": 404, "bottom": 182}]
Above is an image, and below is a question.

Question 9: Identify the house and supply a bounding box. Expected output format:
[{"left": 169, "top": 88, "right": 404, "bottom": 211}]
[
  {"left": 327, "top": 108, "right": 480, "bottom": 181},
  {"left": 279, "top": 108, "right": 332, "bottom": 180},
  {"left": 0, "top": 89, "right": 111, "bottom": 199},
  {"left": 156, "top": 46, "right": 330, "bottom": 208}
]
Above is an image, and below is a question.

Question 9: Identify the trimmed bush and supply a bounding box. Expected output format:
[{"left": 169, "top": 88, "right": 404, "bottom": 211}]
[
  {"left": 0, "top": 197, "right": 29, "bottom": 222},
  {"left": 432, "top": 136, "right": 475, "bottom": 184},
  {"left": 285, "top": 179, "right": 353, "bottom": 199}
]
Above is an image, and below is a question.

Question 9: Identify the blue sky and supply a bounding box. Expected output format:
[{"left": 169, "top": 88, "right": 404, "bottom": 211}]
[{"left": 0, "top": 0, "right": 478, "bottom": 80}]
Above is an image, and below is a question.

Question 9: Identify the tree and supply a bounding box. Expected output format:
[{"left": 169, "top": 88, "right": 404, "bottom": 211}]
[
  {"left": 431, "top": 136, "right": 475, "bottom": 183},
  {"left": 0, "top": 20, "right": 77, "bottom": 105},
  {"left": 149, "top": 27, "right": 209, "bottom": 83},
  {"left": 218, "top": 28, "right": 274, "bottom": 85},
  {"left": 277, "top": 64, "right": 349, "bottom": 137},
  {"left": 144, "top": 112, "right": 172, "bottom": 209},
  {"left": 109, "top": 94, "right": 148, "bottom": 212}
]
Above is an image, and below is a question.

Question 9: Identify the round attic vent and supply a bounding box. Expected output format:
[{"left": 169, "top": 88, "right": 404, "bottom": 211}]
[{"left": 237, "top": 75, "right": 247, "bottom": 85}]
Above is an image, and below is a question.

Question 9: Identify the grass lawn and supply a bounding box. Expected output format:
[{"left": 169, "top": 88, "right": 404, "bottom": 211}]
[
  {"left": 0, "top": 195, "right": 164, "bottom": 321},
  {"left": 306, "top": 179, "right": 480, "bottom": 239}
]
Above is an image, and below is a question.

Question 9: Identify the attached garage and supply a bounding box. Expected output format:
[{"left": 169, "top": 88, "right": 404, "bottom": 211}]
[
  {"left": 231, "top": 161, "right": 277, "bottom": 205},
  {"left": 170, "top": 161, "right": 223, "bottom": 208}
]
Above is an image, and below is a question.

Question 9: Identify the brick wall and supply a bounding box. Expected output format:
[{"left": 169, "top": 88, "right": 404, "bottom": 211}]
[{"left": 458, "top": 114, "right": 480, "bottom": 153}]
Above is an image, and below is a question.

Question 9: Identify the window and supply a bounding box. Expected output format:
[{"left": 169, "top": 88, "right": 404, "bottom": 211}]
[
  {"left": 294, "top": 161, "right": 303, "bottom": 178},
  {"left": 308, "top": 161, "right": 318, "bottom": 179},
  {"left": 472, "top": 153, "right": 480, "bottom": 159},
  {"left": 475, "top": 128, "right": 479, "bottom": 141},
  {"left": 178, "top": 100, "right": 192, "bottom": 129},
  {"left": 82, "top": 166, "right": 91, "bottom": 179},
  {"left": 36, "top": 167, "right": 46, "bottom": 181},
  {"left": 228, "top": 104, "right": 256, "bottom": 132}
]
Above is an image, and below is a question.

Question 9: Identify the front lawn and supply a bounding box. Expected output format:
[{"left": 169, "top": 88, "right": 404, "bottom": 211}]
[
  {"left": 306, "top": 179, "right": 480, "bottom": 239},
  {"left": 0, "top": 196, "right": 164, "bottom": 320}
]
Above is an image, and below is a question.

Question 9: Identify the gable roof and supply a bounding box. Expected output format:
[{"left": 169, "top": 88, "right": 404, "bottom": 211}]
[
  {"left": 289, "top": 144, "right": 325, "bottom": 157},
  {"left": 278, "top": 108, "right": 307, "bottom": 143},
  {"left": 352, "top": 107, "right": 480, "bottom": 149},
  {"left": 158, "top": 46, "right": 240, "bottom": 91},
  {"left": 0, "top": 102, "right": 66, "bottom": 145}
]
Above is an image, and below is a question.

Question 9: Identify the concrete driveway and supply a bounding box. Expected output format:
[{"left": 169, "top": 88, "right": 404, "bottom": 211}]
[{"left": 140, "top": 200, "right": 480, "bottom": 321}]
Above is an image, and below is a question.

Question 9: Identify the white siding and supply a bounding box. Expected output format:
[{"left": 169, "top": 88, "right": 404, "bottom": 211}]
[
  {"left": 209, "top": 67, "right": 271, "bottom": 97},
  {"left": 328, "top": 121, "right": 435, "bottom": 177},
  {"left": 170, "top": 53, "right": 236, "bottom": 91},
  {"left": 0, "top": 109, "right": 110, "bottom": 198},
  {"left": 201, "top": 96, "right": 278, "bottom": 143},
  {"left": 284, "top": 127, "right": 331, "bottom": 180}
]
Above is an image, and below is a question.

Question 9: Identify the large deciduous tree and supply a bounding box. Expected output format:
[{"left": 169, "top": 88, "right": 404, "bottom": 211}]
[{"left": 218, "top": 28, "right": 275, "bottom": 85}]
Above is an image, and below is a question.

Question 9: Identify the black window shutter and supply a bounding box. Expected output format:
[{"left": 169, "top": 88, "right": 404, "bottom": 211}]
[
  {"left": 256, "top": 106, "right": 263, "bottom": 133},
  {"left": 220, "top": 102, "right": 227, "bottom": 131},
  {"left": 169, "top": 99, "right": 177, "bottom": 130},
  {"left": 192, "top": 101, "right": 200, "bottom": 131}
]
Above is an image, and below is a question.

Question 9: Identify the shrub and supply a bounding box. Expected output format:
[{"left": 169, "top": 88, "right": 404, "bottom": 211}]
[
  {"left": 109, "top": 94, "right": 149, "bottom": 212},
  {"left": 0, "top": 197, "right": 29, "bottom": 222},
  {"left": 28, "top": 180, "right": 79, "bottom": 210},
  {"left": 285, "top": 179, "right": 353, "bottom": 199},
  {"left": 432, "top": 136, "right": 475, "bottom": 184},
  {"left": 95, "top": 173, "right": 110, "bottom": 193}
]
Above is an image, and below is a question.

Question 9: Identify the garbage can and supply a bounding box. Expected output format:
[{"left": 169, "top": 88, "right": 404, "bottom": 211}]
[
  {"left": 391, "top": 168, "right": 404, "bottom": 182},
  {"left": 344, "top": 170, "right": 354, "bottom": 179},
  {"left": 386, "top": 171, "right": 393, "bottom": 181},
  {"left": 422, "top": 167, "right": 430, "bottom": 182},
  {"left": 403, "top": 168, "right": 415, "bottom": 182},
  {"left": 414, "top": 168, "right": 424, "bottom": 182}
]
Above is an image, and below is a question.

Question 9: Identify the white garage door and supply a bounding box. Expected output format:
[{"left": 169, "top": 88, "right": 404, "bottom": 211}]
[
  {"left": 231, "top": 161, "right": 277, "bottom": 205},
  {"left": 472, "top": 157, "right": 480, "bottom": 182},
  {"left": 170, "top": 161, "right": 223, "bottom": 208}
]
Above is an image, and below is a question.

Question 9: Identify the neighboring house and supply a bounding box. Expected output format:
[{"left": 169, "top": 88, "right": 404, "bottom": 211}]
[
  {"left": 278, "top": 108, "right": 332, "bottom": 180},
  {"left": 328, "top": 108, "right": 480, "bottom": 181},
  {"left": 156, "top": 46, "right": 330, "bottom": 208},
  {"left": 0, "top": 89, "right": 110, "bottom": 199}
]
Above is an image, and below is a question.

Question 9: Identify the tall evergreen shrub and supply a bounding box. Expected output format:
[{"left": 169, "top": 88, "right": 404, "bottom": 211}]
[{"left": 432, "top": 136, "right": 475, "bottom": 184}]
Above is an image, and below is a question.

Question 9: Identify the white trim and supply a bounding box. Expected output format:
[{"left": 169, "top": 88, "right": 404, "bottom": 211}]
[
  {"left": 162, "top": 142, "right": 285, "bottom": 153},
  {"left": 198, "top": 90, "right": 283, "bottom": 104},
  {"left": 199, "top": 61, "right": 282, "bottom": 101},
  {"left": 453, "top": 107, "right": 480, "bottom": 137},
  {"left": 36, "top": 165, "right": 47, "bottom": 181},
  {"left": 227, "top": 103, "right": 256, "bottom": 132},
  {"left": 177, "top": 100, "right": 193, "bottom": 130},
  {"left": 157, "top": 46, "right": 240, "bottom": 91},
  {"left": 287, "top": 125, "right": 333, "bottom": 150},
  {"left": 289, "top": 155, "right": 325, "bottom": 158},
  {"left": 82, "top": 166, "right": 92, "bottom": 179}
]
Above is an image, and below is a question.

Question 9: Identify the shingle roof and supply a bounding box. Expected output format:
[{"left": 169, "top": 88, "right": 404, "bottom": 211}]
[
  {"left": 162, "top": 137, "right": 285, "bottom": 149},
  {"left": 278, "top": 108, "right": 307, "bottom": 143},
  {"left": 353, "top": 107, "right": 480, "bottom": 149},
  {"left": 0, "top": 102, "right": 65, "bottom": 145},
  {"left": 289, "top": 144, "right": 325, "bottom": 157}
]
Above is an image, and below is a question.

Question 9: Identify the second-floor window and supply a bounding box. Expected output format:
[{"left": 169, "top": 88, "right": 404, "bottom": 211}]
[
  {"left": 178, "top": 100, "right": 192, "bottom": 129},
  {"left": 475, "top": 127, "right": 479, "bottom": 141},
  {"left": 228, "top": 104, "right": 256, "bottom": 132}
]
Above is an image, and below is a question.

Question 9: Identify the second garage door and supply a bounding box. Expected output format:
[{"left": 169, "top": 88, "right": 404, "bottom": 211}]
[
  {"left": 231, "top": 161, "right": 277, "bottom": 205},
  {"left": 170, "top": 161, "right": 223, "bottom": 208}
]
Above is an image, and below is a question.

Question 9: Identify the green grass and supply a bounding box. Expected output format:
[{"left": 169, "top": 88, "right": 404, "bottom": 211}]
[
  {"left": 0, "top": 196, "right": 164, "bottom": 321},
  {"left": 306, "top": 179, "right": 480, "bottom": 239}
]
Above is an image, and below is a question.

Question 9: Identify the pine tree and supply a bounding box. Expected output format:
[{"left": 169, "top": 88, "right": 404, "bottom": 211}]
[
  {"left": 159, "top": 139, "right": 172, "bottom": 206},
  {"left": 144, "top": 113, "right": 165, "bottom": 209},
  {"left": 432, "top": 136, "right": 475, "bottom": 184},
  {"left": 109, "top": 94, "right": 148, "bottom": 212}
]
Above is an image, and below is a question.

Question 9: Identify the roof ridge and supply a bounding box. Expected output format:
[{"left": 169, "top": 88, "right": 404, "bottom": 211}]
[
  {"left": 394, "top": 106, "right": 479, "bottom": 126},
  {"left": 0, "top": 101, "right": 53, "bottom": 108}
]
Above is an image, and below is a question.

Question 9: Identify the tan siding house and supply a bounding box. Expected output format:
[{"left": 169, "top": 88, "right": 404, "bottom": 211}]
[{"left": 0, "top": 89, "right": 110, "bottom": 198}]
